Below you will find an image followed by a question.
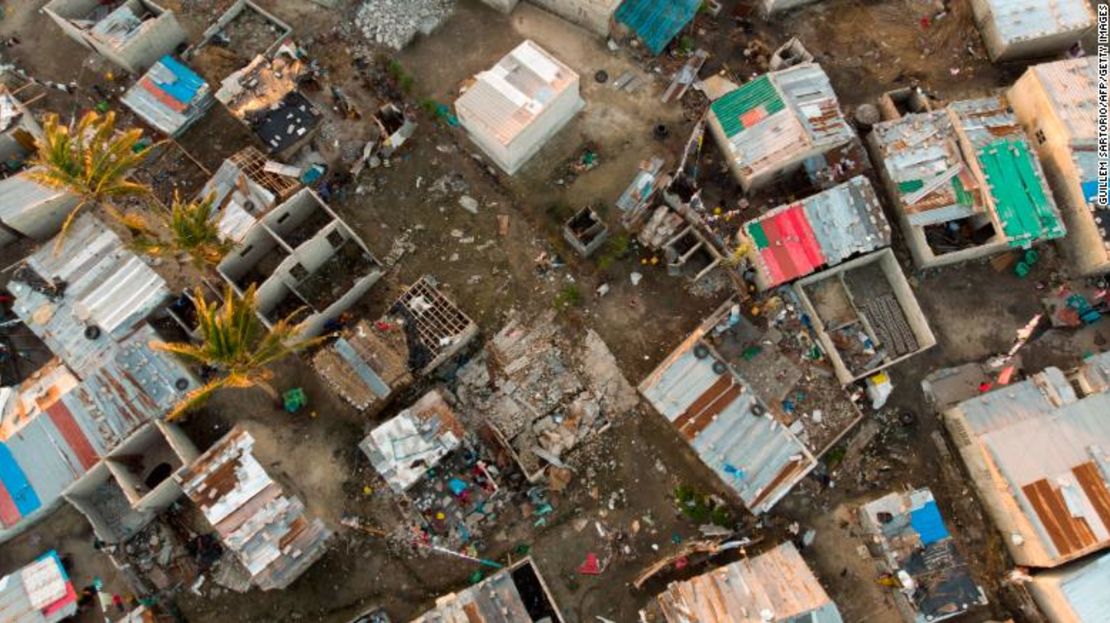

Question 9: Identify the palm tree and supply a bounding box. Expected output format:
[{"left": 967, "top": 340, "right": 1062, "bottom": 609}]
[
  {"left": 151, "top": 284, "right": 320, "bottom": 421},
  {"left": 27, "top": 111, "right": 153, "bottom": 249},
  {"left": 132, "top": 192, "right": 229, "bottom": 266}
]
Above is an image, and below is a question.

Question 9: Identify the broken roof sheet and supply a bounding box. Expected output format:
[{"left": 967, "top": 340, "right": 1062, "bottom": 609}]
[
  {"left": 746, "top": 175, "right": 890, "bottom": 288},
  {"left": 951, "top": 352, "right": 1110, "bottom": 563},
  {"left": 0, "top": 550, "right": 77, "bottom": 623},
  {"left": 650, "top": 542, "right": 843, "bottom": 623},
  {"left": 710, "top": 64, "right": 854, "bottom": 182},
  {"left": 174, "top": 427, "right": 332, "bottom": 591},
  {"left": 253, "top": 91, "right": 319, "bottom": 154},
  {"left": 1029, "top": 56, "right": 1097, "bottom": 143},
  {"left": 122, "top": 55, "right": 212, "bottom": 137},
  {"left": 359, "top": 390, "right": 464, "bottom": 493},
  {"left": 871, "top": 110, "right": 983, "bottom": 224},
  {"left": 861, "top": 488, "right": 984, "bottom": 622},
  {"left": 614, "top": 0, "right": 701, "bottom": 55},
  {"left": 313, "top": 319, "right": 411, "bottom": 412},
  {"left": 456, "top": 40, "right": 578, "bottom": 146},
  {"left": 980, "top": 0, "right": 1093, "bottom": 45},
  {"left": 200, "top": 147, "right": 299, "bottom": 242},
  {"left": 410, "top": 559, "right": 563, "bottom": 623},
  {"left": 977, "top": 138, "right": 1065, "bottom": 247},
  {"left": 640, "top": 330, "right": 816, "bottom": 515}
]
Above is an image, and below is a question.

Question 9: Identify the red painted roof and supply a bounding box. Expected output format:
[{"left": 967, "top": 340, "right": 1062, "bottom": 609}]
[
  {"left": 140, "top": 77, "right": 188, "bottom": 114},
  {"left": 757, "top": 203, "right": 825, "bottom": 286},
  {"left": 0, "top": 478, "right": 19, "bottom": 527},
  {"left": 46, "top": 402, "right": 100, "bottom": 471}
]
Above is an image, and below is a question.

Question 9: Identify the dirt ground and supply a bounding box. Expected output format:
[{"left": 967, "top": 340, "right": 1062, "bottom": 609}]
[{"left": 0, "top": 0, "right": 1103, "bottom": 622}]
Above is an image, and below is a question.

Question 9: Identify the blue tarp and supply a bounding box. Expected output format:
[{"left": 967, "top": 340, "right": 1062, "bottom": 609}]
[
  {"left": 910, "top": 500, "right": 950, "bottom": 546},
  {"left": 614, "top": 0, "right": 701, "bottom": 55},
  {"left": 1082, "top": 180, "right": 1099, "bottom": 204},
  {"left": 156, "top": 55, "right": 206, "bottom": 105},
  {"left": 0, "top": 441, "right": 41, "bottom": 517}
]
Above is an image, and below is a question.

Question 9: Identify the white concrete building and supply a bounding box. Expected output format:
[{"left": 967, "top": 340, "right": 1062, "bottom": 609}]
[
  {"left": 44, "top": 0, "right": 187, "bottom": 74},
  {"left": 456, "top": 40, "right": 584, "bottom": 175},
  {"left": 971, "top": 0, "right": 1093, "bottom": 62}
]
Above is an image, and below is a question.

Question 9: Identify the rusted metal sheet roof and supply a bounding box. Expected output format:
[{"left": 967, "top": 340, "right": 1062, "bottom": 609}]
[
  {"left": 650, "top": 542, "right": 842, "bottom": 623},
  {"left": 711, "top": 63, "right": 854, "bottom": 182},
  {"left": 951, "top": 352, "right": 1110, "bottom": 563},
  {"left": 174, "top": 427, "right": 331, "bottom": 591},
  {"left": 456, "top": 40, "right": 579, "bottom": 146},
  {"left": 313, "top": 319, "right": 411, "bottom": 412},
  {"left": 640, "top": 329, "right": 816, "bottom": 515}
]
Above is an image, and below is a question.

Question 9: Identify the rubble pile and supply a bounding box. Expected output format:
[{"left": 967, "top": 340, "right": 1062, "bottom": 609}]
[{"left": 354, "top": 0, "right": 456, "bottom": 50}]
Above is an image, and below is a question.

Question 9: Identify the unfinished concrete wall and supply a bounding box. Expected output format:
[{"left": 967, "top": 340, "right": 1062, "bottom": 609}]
[
  {"left": 44, "top": 0, "right": 186, "bottom": 73},
  {"left": 528, "top": 0, "right": 620, "bottom": 37},
  {"left": 43, "top": 0, "right": 101, "bottom": 51},
  {"left": 707, "top": 109, "right": 816, "bottom": 193}
]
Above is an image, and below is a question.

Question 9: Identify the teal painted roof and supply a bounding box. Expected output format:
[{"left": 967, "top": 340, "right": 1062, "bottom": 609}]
[
  {"left": 615, "top": 0, "right": 701, "bottom": 55},
  {"left": 709, "top": 75, "right": 785, "bottom": 138},
  {"left": 978, "top": 139, "right": 1065, "bottom": 246}
]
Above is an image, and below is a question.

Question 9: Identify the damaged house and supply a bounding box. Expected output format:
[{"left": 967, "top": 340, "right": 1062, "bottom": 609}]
[
  {"left": 359, "top": 389, "right": 502, "bottom": 550},
  {"left": 174, "top": 427, "right": 332, "bottom": 592},
  {"left": 792, "top": 248, "right": 936, "bottom": 385},
  {"left": 314, "top": 277, "right": 477, "bottom": 414},
  {"left": 216, "top": 188, "right": 383, "bottom": 337},
  {"left": 44, "top": 0, "right": 186, "bottom": 74},
  {"left": 641, "top": 542, "right": 843, "bottom": 622},
  {"left": 613, "top": 0, "right": 702, "bottom": 55},
  {"left": 0, "top": 216, "right": 199, "bottom": 542},
  {"left": 456, "top": 40, "right": 584, "bottom": 175},
  {"left": 121, "top": 55, "right": 214, "bottom": 137},
  {"left": 707, "top": 63, "right": 856, "bottom": 193},
  {"left": 411, "top": 557, "right": 565, "bottom": 623},
  {"left": 214, "top": 43, "right": 320, "bottom": 158},
  {"left": 1008, "top": 58, "right": 1104, "bottom": 277},
  {"left": 739, "top": 175, "right": 891, "bottom": 291},
  {"left": 869, "top": 96, "right": 1065, "bottom": 270},
  {"left": 0, "top": 90, "right": 79, "bottom": 249},
  {"left": 454, "top": 311, "right": 638, "bottom": 482},
  {"left": 942, "top": 351, "right": 1110, "bottom": 568},
  {"left": 199, "top": 146, "right": 302, "bottom": 244},
  {"left": 0, "top": 550, "right": 78, "bottom": 623},
  {"left": 640, "top": 299, "right": 864, "bottom": 514},
  {"left": 971, "top": 0, "right": 1094, "bottom": 62},
  {"left": 860, "top": 488, "right": 987, "bottom": 623}
]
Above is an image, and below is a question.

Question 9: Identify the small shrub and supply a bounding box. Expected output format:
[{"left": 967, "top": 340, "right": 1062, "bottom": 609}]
[{"left": 554, "top": 285, "right": 582, "bottom": 310}]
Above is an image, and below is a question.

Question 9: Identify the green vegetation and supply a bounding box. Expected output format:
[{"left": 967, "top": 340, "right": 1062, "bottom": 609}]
[
  {"left": 596, "top": 232, "right": 631, "bottom": 271},
  {"left": 554, "top": 284, "right": 582, "bottom": 310},
  {"left": 674, "top": 485, "right": 734, "bottom": 527}
]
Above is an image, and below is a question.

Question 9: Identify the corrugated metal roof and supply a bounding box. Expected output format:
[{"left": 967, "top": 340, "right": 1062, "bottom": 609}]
[
  {"left": 0, "top": 173, "right": 73, "bottom": 234},
  {"left": 980, "top": 0, "right": 1093, "bottom": 46},
  {"left": 614, "top": 0, "right": 701, "bottom": 55},
  {"left": 0, "top": 550, "right": 77, "bottom": 623},
  {"left": 746, "top": 175, "right": 890, "bottom": 288},
  {"left": 1032, "top": 550, "right": 1110, "bottom": 622},
  {"left": 359, "top": 390, "right": 464, "bottom": 493},
  {"left": 1029, "top": 56, "right": 1097, "bottom": 143},
  {"left": 651, "top": 542, "right": 843, "bottom": 623},
  {"left": 11, "top": 215, "right": 169, "bottom": 371},
  {"left": 313, "top": 319, "right": 410, "bottom": 412},
  {"left": 978, "top": 138, "right": 1065, "bottom": 246},
  {"left": 456, "top": 40, "right": 578, "bottom": 146},
  {"left": 861, "top": 488, "right": 984, "bottom": 621},
  {"left": 871, "top": 111, "right": 983, "bottom": 224},
  {"left": 640, "top": 331, "right": 816, "bottom": 514},
  {"left": 710, "top": 64, "right": 854, "bottom": 184},
  {"left": 174, "top": 427, "right": 332, "bottom": 591},
  {"left": 122, "top": 55, "right": 212, "bottom": 137},
  {"left": 951, "top": 353, "right": 1110, "bottom": 562},
  {"left": 411, "top": 559, "right": 562, "bottom": 623}
]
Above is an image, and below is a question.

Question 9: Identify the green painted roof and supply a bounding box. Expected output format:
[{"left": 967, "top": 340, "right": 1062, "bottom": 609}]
[
  {"left": 748, "top": 222, "right": 769, "bottom": 249},
  {"left": 710, "top": 75, "right": 785, "bottom": 138},
  {"left": 978, "top": 139, "right": 1064, "bottom": 246},
  {"left": 897, "top": 179, "right": 924, "bottom": 193}
]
